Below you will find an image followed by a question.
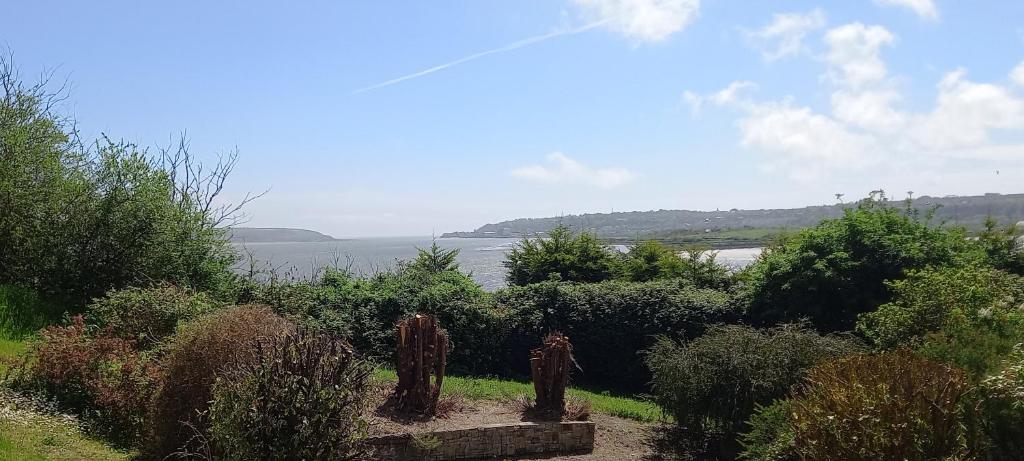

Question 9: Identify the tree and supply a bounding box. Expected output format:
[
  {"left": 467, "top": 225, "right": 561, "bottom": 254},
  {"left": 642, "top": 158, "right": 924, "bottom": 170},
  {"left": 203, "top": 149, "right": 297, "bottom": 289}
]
[
  {"left": 741, "top": 195, "right": 985, "bottom": 332},
  {"left": 0, "top": 54, "right": 255, "bottom": 306},
  {"left": 503, "top": 225, "right": 616, "bottom": 286}
]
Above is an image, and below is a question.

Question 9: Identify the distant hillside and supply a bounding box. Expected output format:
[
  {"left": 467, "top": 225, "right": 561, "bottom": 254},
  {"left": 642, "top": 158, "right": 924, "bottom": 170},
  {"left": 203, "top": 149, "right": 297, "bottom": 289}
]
[
  {"left": 228, "top": 227, "right": 339, "bottom": 243},
  {"left": 442, "top": 193, "right": 1024, "bottom": 246}
]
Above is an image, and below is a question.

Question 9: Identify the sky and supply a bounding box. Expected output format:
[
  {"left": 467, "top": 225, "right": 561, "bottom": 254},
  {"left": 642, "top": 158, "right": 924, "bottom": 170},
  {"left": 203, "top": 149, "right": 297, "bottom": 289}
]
[{"left": 5, "top": 0, "right": 1024, "bottom": 237}]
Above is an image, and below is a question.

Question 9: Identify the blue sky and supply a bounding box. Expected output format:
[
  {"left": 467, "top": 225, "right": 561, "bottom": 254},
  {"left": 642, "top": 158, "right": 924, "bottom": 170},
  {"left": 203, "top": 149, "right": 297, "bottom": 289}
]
[{"left": 5, "top": 0, "right": 1024, "bottom": 237}]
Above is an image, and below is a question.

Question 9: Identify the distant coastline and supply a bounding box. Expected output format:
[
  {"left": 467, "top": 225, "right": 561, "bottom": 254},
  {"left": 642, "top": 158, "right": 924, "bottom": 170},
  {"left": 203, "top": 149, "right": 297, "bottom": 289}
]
[{"left": 228, "top": 227, "right": 342, "bottom": 243}]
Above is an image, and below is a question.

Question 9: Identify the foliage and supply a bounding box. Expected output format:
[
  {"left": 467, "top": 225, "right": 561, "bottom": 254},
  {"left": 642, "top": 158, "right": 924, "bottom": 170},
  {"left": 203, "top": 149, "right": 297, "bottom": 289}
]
[
  {"left": 742, "top": 194, "right": 984, "bottom": 332},
  {"left": 646, "top": 324, "right": 862, "bottom": 443},
  {"left": 790, "top": 350, "right": 973, "bottom": 461},
  {"left": 616, "top": 240, "right": 732, "bottom": 289},
  {"left": 0, "top": 56, "right": 243, "bottom": 308},
  {"left": 85, "top": 284, "right": 220, "bottom": 349},
  {"left": 0, "top": 284, "right": 63, "bottom": 340},
  {"left": 208, "top": 329, "right": 372, "bottom": 460},
  {"left": 147, "top": 306, "right": 293, "bottom": 458},
  {"left": 12, "top": 316, "right": 159, "bottom": 446},
  {"left": 975, "top": 344, "right": 1024, "bottom": 458},
  {"left": 504, "top": 225, "right": 617, "bottom": 286},
  {"left": 738, "top": 400, "right": 797, "bottom": 461},
  {"left": 857, "top": 265, "right": 1024, "bottom": 351},
  {"left": 498, "top": 279, "right": 736, "bottom": 390},
  {"left": 976, "top": 217, "right": 1024, "bottom": 275}
]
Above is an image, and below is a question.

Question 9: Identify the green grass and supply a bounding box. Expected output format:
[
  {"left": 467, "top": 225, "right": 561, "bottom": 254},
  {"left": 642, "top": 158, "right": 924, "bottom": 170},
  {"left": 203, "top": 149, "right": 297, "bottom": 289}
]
[
  {"left": 0, "top": 407, "right": 130, "bottom": 461},
  {"left": 0, "top": 338, "right": 28, "bottom": 375},
  {"left": 373, "top": 369, "right": 666, "bottom": 423}
]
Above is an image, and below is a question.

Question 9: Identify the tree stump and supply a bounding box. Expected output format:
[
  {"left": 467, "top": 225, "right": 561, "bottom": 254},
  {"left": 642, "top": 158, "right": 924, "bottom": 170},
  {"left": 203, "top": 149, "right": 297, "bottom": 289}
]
[
  {"left": 530, "top": 333, "right": 572, "bottom": 418},
  {"left": 394, "top": 314, "right": 448, "bottom": 414}
]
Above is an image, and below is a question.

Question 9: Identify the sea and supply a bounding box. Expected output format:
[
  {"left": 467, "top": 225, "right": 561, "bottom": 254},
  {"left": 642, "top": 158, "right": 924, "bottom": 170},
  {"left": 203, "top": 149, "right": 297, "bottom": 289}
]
[{"left": 233, "top": 237, "right": 764, "bottom": 291}]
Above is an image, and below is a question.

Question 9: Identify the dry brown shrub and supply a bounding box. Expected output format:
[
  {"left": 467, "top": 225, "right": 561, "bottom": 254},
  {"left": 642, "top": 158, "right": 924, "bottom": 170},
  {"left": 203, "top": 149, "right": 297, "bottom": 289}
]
[
  {"left": 791, "top": 350, "right": 972, "bottom": 461},
  {"left": 147, "top": 305, "right": 293, "bottom": 458}
]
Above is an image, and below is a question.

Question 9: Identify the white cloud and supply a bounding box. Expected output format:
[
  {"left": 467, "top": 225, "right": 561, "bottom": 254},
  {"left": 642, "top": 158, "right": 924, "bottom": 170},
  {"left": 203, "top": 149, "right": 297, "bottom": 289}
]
[
  {"left": 911, "top": 69, "right": 1024, "bottom": 151},
  {"left": 710, "top": 81, "right": 757, "bottom": 106},
  {"left": 823, "top": 23, "right": 895, "bottom": 88},
  {"left": 873, "top": 0, "right": 939, "bottom": 21},
  {"left": 746, "top": 9, "right": 827, "bottom": 61},
  {"left": 571, "top": 0, "right": 700, "bottom": 42},
  {"left": 690, "top": 22, "right": 1024, "bottom": 181},
  {"left": 681, "top": 90, "right": 703, "bottom": 115},
  {"left": 511, "top": 152, "right": 637, "bottom": 188},
  {"left": 740, "top": 103, "right": 879, "bottom": 178},
  {"left": 1012, "top": 61, "right": 1024, "bottom": 87}
]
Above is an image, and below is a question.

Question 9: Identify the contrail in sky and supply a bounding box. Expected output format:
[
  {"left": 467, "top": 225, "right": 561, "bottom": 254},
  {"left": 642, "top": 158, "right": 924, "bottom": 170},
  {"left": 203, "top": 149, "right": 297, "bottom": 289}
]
[{"left": 352, "top": 21, "right": 606, "bottom": 94}]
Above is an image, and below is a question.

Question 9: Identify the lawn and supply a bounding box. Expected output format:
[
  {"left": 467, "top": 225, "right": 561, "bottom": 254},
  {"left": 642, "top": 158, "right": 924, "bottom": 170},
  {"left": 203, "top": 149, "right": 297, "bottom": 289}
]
[
  {"left": 0, "top": 390, "right": 130, "bottom": 461},
  {"left": 372, "top": 369, "right": 667, "bottom": 423}
]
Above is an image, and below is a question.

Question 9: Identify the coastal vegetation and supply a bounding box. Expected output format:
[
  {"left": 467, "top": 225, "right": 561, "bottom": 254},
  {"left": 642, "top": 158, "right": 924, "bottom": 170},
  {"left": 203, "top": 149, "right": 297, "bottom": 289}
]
[{"left": 3, "top": 56, "right": 1024, "bottom": 460}]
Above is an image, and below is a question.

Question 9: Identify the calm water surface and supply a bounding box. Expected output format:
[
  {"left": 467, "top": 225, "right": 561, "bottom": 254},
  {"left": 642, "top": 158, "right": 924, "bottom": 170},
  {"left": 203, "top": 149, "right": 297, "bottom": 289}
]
[{"left": 234, "top": 237, "right": 763, "bottom": 291}]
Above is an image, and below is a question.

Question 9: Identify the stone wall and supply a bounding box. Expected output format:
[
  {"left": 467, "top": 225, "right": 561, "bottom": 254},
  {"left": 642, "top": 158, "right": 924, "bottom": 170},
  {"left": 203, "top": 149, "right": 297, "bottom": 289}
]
[{"left": 365, "top": 421, "right": 595, "bottom": 460}]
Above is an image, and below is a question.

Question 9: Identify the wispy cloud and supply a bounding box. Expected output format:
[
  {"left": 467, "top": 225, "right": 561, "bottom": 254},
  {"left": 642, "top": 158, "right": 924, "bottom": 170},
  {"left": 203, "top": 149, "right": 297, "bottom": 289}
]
[
  {"left": 352, "top": 21, "right": 606, "bottom": 94},
  {"left": 511, "top": 152, "right": 637, "bottom": 189}
]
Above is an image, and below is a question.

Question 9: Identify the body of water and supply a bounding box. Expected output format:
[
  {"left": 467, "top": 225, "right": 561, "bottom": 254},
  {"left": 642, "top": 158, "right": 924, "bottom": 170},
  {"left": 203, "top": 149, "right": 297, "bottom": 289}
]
[{"left": 234, "top": 237, "right": 763, "bottom": 291}]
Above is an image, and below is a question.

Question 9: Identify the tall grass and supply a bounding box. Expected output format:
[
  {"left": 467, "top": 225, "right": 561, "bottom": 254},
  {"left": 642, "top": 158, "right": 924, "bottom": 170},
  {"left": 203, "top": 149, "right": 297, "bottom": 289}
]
[{"left": 0, "top": 284, "right": 63, "bottom": 340}]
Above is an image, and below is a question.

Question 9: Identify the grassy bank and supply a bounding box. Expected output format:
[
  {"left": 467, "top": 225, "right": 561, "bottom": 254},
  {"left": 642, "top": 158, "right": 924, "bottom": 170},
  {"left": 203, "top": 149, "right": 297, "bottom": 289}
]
[{"left": 372, "top": 369, "right": 666, "bottom": 423}]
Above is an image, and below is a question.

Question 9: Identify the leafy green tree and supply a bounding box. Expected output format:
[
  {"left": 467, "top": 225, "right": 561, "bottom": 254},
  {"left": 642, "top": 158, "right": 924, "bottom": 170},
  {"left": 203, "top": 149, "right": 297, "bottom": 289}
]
[
  {"left": 0, "top": 56, "right": 248, "bottom": 306},
  {"left": 741, "top": 195, "right": 984, "bottom": 332},
  {"left": 616, "top": 240, "right": 732, "bottom": 289},
  {"left": 503, "top": 225, "right": 616, "bottom": 286}
]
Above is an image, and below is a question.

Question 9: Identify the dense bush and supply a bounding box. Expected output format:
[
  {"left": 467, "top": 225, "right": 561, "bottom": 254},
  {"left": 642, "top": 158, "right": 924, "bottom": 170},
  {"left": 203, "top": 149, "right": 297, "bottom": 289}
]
[
  {"left": 504, "top": 225, "right": 617, "bottom": 285},
  {"left": 307, "top": 248, "right": 507, "bottom": 376},
  {"left": 741, "top": 196, "right": 984, "bottom": 332},
  {"left": 1, "top": 57, "right": 241, "bottom": 308},
  {"left": 86, "top": 284, "right": 220, "bottom": 349},
  {"left": 738, "top": 400, "right": 796, "bottom": 461},
  {"left": 857, "top": 266, "right": 1024, "bottom": 350},
  {"left": 208, "top": 329, "right": 372, "bottom": 460},
  {"left": 976, "top": 345, "right": 1024, "bottom": 458},
  {"left": 646, "top": 324, "right": 862, "bottom": 446},
  {"left": 14, "top": 316, "right": 159, "bottom": 446},
  {"left": 616, "top": 240, "right": 732, "bottom": 289},
  {"left": 790, "top": 350, "right": 973, "bottom": 461},
  {"left": 499, "top": 279, "right": 736, "bottom": 390},
  {"left": 148, "top": 305, "right": 293, "bottom": 457},
  {"left": 977, "top": 217, "right": 1024, "bottom": 275}
]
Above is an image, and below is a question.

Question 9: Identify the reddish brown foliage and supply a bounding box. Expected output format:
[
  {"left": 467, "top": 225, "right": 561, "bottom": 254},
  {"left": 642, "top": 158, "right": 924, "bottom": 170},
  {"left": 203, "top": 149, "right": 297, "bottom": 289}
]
[{"left": 21, "top": 315, "right": 159, "bottom": 444}]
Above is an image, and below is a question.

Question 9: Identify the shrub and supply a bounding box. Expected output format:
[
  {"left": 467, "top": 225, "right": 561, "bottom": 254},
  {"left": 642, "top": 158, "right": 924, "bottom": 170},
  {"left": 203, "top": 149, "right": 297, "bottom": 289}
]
[
  {"left": 616, "top": 240, "right": 732, "bottom": 289},
  {"left": 314, "top": 260, "right": 507, "bottom": 377},
  {"left": 857, "top": 266, "right": 1024, "bottom": 350},
  {"left": 790, "top": 350, "right": 973, "bottom": 461},
  {"left": 86, "top": 284, "right": 220, "bottom": 349},
  {"left": 499, "top": 279, "right": 736, "bottom": 390},
  {"left": 742, "top": 195, "right": 984, "bottom": 332},
  {"left": 148, "top": 305, "right": 293, "bottom": 457},
  {"left": 504, "top": 225, "right": 617, "bottom": 286},
  {"left": 208, "top": 329, "right": 372, "bottom": 460},
  {"left": 738, "top": 400, "right": 797, "bottom": 461},
  {"left": 975, "top": 344, "right": 1024, "bottom": 458},
  {"left": 646, "top": 324, "right": 862, "bottom": 444},
  {"left": 15, "top": 315, "right": 159, "bottom": 446}
]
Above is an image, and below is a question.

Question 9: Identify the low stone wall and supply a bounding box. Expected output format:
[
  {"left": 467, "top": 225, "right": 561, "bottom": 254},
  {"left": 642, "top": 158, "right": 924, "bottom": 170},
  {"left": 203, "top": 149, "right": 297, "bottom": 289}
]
[{"left": 365, "top": 421, "right": 595, "bottom": 460}]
